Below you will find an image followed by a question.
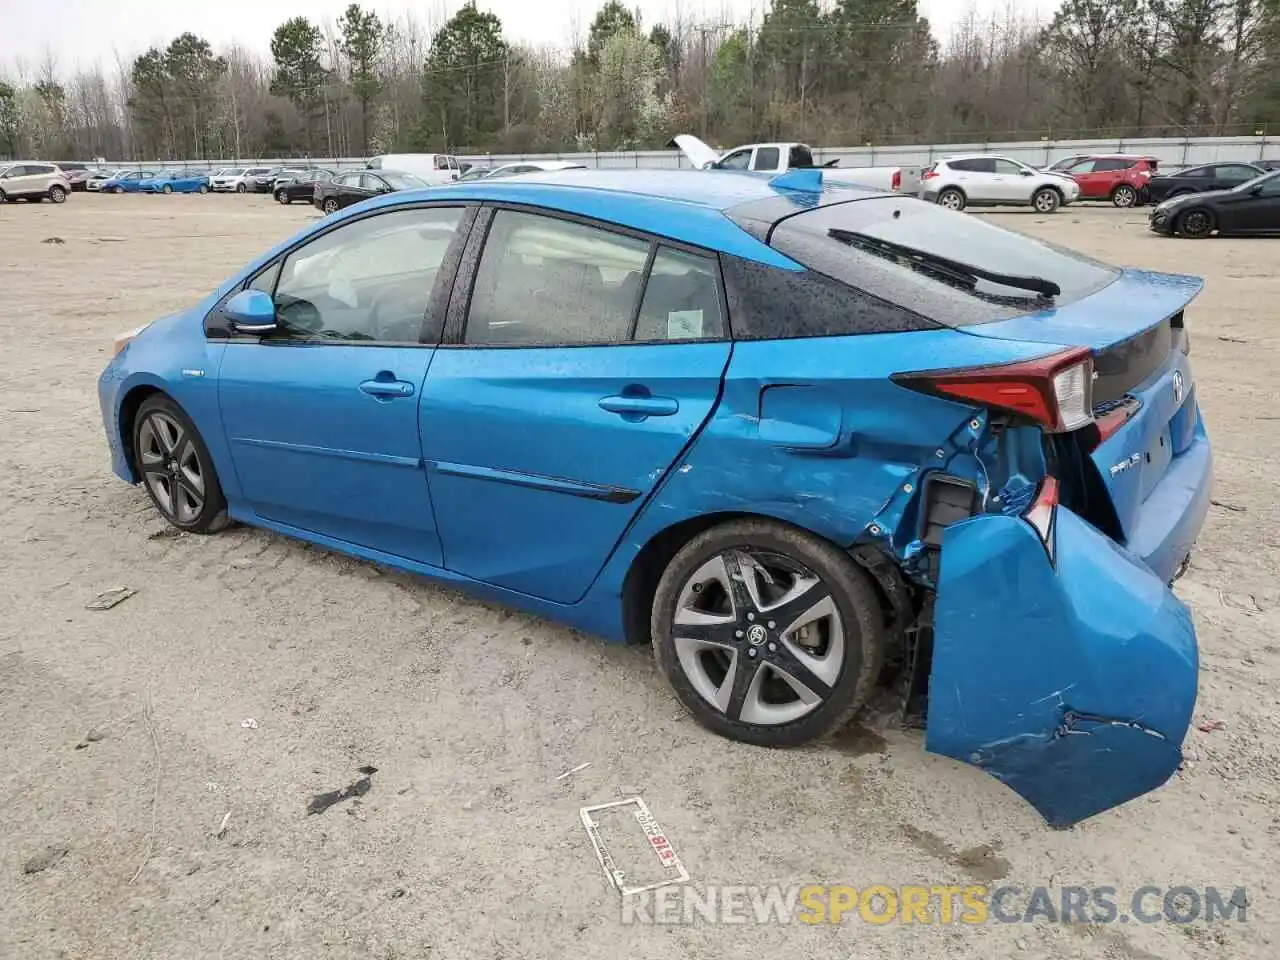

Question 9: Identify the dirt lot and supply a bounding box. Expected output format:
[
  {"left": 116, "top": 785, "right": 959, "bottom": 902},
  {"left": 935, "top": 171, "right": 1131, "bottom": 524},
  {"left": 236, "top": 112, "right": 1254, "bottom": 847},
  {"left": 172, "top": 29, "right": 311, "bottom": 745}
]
[{"left": 1, "top": 193, "right": 1277, "bottom": 960}]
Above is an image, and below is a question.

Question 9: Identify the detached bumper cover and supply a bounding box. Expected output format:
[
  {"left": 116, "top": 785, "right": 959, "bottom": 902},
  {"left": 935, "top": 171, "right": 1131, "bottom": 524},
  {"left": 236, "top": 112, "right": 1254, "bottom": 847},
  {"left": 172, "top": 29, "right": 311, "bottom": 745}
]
[{"left": 926, "top": 508, "right": 1198, "bottom": 828}]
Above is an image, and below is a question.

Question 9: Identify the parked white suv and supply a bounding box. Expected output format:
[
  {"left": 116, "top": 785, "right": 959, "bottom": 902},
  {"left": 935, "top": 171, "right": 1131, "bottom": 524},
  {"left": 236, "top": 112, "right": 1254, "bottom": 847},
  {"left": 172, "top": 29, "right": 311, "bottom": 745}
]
[
  {"left": 0, "top": 162, "right": 72, "bottom": 203},
  {"left": 209, "top": 166, "right": 273, "bottom": 193},
  {"left": 920, "top": 155, "right": 1080, "bottom": 213}
]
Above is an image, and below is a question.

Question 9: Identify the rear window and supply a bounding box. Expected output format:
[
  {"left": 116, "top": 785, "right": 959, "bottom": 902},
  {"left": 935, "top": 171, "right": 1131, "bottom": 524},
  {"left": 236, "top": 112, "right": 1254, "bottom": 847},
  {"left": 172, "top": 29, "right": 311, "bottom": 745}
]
[
  {"left": 789, "top": 145, "right": 815, "bottom": 168},
  {"left": 761, "top": 197, "right": 1120, "bottom": 327}
]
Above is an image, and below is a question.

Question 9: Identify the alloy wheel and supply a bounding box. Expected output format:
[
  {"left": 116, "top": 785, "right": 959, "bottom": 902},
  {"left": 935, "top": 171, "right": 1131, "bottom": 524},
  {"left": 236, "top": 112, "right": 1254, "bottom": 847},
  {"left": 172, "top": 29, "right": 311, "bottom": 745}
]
[
  {"left": 1181, "top": 210, "right": 1212, "bottom": 238},
  {"left": 670, "top": 549, "right": 845, "bottom": 726},
  {"left": 1113, "top": 185, "right": 1136, "bottom": 208},
  {"left": 1034, "top": 189, "right": 1060, "bottom": 213},
  {"left": 323, "top": 199, "right": 339, "bottom": 214},
  {"left": 939, "top": 190, "right": 964, "bottom": 211},
  {"left": 49, "top": 186, "right": 67, "bottom": 203},
  {"left": 137, "top": 411, "right": 205, "bottom": 524}
]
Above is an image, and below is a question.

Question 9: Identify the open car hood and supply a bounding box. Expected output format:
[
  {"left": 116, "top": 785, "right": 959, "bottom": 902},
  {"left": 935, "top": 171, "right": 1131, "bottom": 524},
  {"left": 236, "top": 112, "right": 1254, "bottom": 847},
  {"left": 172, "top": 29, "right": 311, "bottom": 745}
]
[{"left": 670, "top": 134, "right": 723, "bottom": 170}]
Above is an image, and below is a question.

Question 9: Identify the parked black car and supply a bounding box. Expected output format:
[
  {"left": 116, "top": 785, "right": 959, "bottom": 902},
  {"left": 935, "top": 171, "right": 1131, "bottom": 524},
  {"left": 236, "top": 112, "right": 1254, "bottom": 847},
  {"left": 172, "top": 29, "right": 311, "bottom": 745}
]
[
  {"left": 312, "top": 170, "right": 427, "bottom": 214},
  {"left": 1149, "top": 168, "right": 1280, "bottom": 237},
  {"left": 1145, "top": 161, "right": 1265, "bottom": 204},
  {"left": 247, "top": 166, "right": 296, "bottom": 193},
  {"left": 274, "top": 168, "right": 334, "bottom": 204}
]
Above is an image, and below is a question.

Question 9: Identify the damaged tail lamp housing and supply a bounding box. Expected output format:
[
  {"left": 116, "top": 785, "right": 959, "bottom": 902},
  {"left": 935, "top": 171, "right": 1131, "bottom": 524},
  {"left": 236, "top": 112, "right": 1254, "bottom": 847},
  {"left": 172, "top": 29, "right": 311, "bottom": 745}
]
[
  {"left": 895, "top": 350, "right": 1088, "bottom": 561},
  {"left": 892, "top": 347, "right": 1095, "bottom": 434}
]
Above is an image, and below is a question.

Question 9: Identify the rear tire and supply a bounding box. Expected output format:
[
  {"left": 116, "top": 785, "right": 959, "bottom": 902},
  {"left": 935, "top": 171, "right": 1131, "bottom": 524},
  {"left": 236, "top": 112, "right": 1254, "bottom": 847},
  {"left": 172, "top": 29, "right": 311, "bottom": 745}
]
[
  {"left": 236, "top": 182, "right": 246, "bottom": 193},
  {"left": 1111, "top": 184, "right": 1138, "bottom": 208},
  {"left": 1032, "top": 187, "right": 1061, "bottom": 213},
  {"left": 1177, "top": 208, "right": 1215, "bottom": 239},
  {"left": 48, "top": 185, "right": 67, "bottom": 203},
  {"left": 162, "top": 183, "right": 173, "bottom": 194},
  {"left": 132, "top": 395, "right": 229, "bottom": 534},
  {"left": 651, "top": 519, "right": 885, "bottom": 747},
  {"left": 322, "top": 198, "right": 339, "bottom": 215},
  {"left": 937, "top": 187, "right": 966, "bottom": 211},
  {"left": 276, "top": 190, "right": 290, "bottom": 204}
]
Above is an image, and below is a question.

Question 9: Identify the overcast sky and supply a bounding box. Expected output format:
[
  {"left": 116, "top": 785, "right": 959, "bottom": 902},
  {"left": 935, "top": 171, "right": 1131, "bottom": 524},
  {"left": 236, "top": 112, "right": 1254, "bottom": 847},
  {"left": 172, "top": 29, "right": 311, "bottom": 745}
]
[{"left": 1, "top": 0, "right": 1060, "bottom": 76}]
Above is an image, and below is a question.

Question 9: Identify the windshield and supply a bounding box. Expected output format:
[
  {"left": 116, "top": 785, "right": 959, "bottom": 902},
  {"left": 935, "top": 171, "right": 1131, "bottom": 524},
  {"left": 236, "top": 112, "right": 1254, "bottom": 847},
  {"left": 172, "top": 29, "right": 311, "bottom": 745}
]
[
  {"left": 225, "top": 168, "right": 245, "bottom": 176},
  {"left": 759, "top": 196, "right": 1119, "bottom": 326},
  {"left": 381, "top": 172, "right": 427, "bottom": 190}
]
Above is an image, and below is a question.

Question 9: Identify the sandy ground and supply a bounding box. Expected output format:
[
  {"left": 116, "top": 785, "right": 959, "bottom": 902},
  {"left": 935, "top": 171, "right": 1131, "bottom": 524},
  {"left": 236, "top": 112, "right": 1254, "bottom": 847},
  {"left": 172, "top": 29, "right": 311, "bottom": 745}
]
[{"left": 0, "top": 193, "right": 1277, "bottom": 960}]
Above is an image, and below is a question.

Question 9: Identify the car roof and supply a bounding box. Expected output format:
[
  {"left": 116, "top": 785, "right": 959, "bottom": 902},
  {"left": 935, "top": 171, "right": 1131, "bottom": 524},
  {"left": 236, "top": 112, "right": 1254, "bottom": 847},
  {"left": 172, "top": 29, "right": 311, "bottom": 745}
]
[
  {"left": 339, "top": 168, "right": 886, "bottom": 268},
  {"left": 941, "top": 153, "right": 1018, "bottom": 161}
]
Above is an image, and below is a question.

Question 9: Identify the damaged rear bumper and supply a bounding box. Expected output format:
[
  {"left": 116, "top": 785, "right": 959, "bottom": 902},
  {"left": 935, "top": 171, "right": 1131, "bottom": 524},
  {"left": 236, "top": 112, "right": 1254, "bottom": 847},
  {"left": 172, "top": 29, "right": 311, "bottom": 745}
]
[{"left": 925, "top": 508, "right": 1198, "bottom": 828}]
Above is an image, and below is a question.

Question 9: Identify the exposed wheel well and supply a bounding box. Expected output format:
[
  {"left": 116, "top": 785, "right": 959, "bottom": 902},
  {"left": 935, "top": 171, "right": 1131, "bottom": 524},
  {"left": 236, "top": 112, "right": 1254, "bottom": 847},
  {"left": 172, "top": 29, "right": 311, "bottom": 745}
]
[
  {"left": 117, "top": 385, "right": 166, "bottom": 476},
  {"left": 619, "top": 512, "right": 908, "bottom": 650}
]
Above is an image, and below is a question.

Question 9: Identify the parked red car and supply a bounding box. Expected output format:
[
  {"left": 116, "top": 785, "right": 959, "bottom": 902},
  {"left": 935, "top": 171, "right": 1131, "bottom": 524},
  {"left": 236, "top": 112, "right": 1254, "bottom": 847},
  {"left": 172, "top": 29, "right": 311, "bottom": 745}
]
[{"left": 1063, "top": 155, "right": 1160, "bottom": 208}]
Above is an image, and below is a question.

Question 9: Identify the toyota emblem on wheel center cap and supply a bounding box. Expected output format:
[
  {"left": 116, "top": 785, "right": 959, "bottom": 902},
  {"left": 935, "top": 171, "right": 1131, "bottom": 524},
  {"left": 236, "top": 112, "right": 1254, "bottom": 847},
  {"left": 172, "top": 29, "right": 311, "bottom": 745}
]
[{"left": 746, "top": 624, "right": 768, "bottom": 646}]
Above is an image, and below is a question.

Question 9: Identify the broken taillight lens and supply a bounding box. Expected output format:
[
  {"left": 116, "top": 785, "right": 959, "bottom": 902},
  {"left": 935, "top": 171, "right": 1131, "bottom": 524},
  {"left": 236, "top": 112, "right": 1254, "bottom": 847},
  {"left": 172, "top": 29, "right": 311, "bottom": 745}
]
[
  {"left": 892, "top": 347, "right": 1095, "bottom": 433},
  {"left": 1023, "top": 475, "right": 1059, "bottom": 561}
]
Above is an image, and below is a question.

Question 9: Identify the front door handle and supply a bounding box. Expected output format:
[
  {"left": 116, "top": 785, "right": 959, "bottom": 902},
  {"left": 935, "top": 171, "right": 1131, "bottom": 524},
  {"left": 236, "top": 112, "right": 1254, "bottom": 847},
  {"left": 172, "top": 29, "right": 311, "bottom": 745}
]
[
  {"left": 599, "top": 394, "right": 679, "bottom": 417},
  {"left": 360, "top": 378, "right": 415, "bottom": 398}
]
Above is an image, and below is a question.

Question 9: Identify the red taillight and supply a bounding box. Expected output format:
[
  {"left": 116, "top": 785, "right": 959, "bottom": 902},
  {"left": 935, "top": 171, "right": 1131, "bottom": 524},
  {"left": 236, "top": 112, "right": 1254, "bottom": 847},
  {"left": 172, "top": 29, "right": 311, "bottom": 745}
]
[
  {"left": 922, "top": 169, "right": 938, "bottom": 180},
  {"left": 892, "top": 347, "right": 1094, "bottom": 432},
  {"left": 1023, "top": 475, "right": 1059, "bottom": 559},
  {"left": 891, "top": 169, "right": 901, "bottom": 191}
]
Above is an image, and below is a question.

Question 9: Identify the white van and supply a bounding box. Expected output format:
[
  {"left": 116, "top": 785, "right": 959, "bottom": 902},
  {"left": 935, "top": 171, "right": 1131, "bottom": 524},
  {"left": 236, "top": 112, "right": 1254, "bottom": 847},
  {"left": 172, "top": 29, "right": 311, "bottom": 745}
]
[{"left": 366, "top": 154, "right": 461, "bottom": 185}]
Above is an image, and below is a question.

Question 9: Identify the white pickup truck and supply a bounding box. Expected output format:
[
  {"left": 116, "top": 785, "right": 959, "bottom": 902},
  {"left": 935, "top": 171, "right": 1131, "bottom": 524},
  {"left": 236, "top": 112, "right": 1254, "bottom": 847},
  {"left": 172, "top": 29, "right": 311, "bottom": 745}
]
[{"left": 672, "top": 135, "right": 921, "bottom": 194}]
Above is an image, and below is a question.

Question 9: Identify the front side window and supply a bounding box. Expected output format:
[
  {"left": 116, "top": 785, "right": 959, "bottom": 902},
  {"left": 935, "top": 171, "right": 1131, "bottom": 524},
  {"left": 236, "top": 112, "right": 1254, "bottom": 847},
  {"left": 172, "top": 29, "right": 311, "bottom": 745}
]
[
  {"left": 1255, "top": 173, "right": 1280, "bottom": 197},
  {"left": 337, "top": 173, "right": 362, "bottom": 188},
  {"left": 268, "top": 207, "right": 464, "bottom": 343},
  {"left": 465, "top": 210, "right": 650, "bottom": 346},
  {"left": 1217, "top": 164, "right": 1260, "bottom": 180},
  {"left": 993, "top": 159, "right": 1025, "bottom": 175},
  {"left": 720, "top": 150, "right": 752, "bottom": 171}
]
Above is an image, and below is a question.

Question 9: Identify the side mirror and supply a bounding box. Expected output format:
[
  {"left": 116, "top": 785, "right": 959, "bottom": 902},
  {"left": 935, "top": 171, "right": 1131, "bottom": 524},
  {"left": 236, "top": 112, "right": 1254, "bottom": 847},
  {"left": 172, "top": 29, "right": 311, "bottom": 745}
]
[
  {"left": 1020, "top": 169, "right": 1034, "bottom": 176},
  {"left": 1251, "top": 184, "right": 1264, "bottom": 195},
  {"left": 224, "top": 289, "right": 278, "bottom": 334}
]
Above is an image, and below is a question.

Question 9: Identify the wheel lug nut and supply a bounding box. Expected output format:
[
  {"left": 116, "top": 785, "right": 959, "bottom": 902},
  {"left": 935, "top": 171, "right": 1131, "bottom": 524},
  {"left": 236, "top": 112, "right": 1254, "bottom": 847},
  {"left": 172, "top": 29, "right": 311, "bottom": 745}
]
[
  {"left": 747, "top": 613, "right": 755, "bottom": 621},
  {"left": 735, "top": 630, "right": 744, "bottom": 638},
  {"left": 767, "top": 621, "right": 775, "bottom": 629},
  {"left": 768, "top": 642, "right": 776, "bottom": 652},
  {"left": 747, "top": 648, "right": 757, "bottom": 658}
]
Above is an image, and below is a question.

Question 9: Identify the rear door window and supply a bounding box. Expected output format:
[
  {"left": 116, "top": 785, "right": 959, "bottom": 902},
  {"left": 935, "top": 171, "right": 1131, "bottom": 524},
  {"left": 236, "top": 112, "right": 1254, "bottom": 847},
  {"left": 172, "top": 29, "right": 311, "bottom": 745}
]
[
  {"left": 948, "top": 158, "right": 995, "bottom": 174},
  {"left": 633, "top": 247, "right": 725, "bottom": 341},
  {"left": 752, "top": 147, "right": 780, "bottom": 171},
  {"left": 761, "top": 197, "right": 1120, "bottom": 328}
]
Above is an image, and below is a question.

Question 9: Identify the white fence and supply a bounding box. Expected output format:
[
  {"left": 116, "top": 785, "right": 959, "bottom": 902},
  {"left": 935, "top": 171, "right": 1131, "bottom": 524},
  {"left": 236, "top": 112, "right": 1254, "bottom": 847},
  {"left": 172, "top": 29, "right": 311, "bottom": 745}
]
[{"left": 133, "top": 134, "right": 1280, "bottom": 175}]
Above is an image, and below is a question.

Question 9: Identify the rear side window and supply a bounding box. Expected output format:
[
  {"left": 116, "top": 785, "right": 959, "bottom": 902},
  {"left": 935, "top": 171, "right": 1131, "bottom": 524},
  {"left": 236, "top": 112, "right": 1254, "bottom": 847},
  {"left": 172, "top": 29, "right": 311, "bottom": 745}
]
[
  {"left": 1094, "top": 158, "right": 1133, "bottom": 172},
  {"left": 759, "top": 197, "right": 1120, "bottom": 327},
  {"left": 789, "top": 145, "right": 815, "bottom": 168},
  {"left": 634, "top": 248, "right": 725, "bottom": 341},
  {"left": 948, "top": 158, "right": 995, "bottom": 174},
  {"left": 465, "top": 210, "right": 650, "bottom": 345}
]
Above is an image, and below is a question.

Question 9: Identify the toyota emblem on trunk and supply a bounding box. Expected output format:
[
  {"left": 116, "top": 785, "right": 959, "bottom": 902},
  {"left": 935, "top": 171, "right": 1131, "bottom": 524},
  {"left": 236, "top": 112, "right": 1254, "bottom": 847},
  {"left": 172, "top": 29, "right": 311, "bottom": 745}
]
[{"left": 1172, "top": 370, "right": 1185, "bottom": 406}]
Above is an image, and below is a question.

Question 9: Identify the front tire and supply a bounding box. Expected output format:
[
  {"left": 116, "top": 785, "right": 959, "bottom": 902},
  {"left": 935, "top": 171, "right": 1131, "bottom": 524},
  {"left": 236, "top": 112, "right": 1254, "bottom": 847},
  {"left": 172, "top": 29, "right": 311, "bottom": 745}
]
[
  {"left": 276, "top": 190, "right": 290, "bottom": 204},
  {"left": 651, "top": 519, "right": 885, "bottom": 747},
  {"left": 937, "top": 187, "right": 966, "bottom": 211},
  {"left": 236, "top": 182, "right": 247, "bottom": 193},
  {"left": 1177, "top": 208, "right": 1215, "bottom": 239},
  {"left": 162, "top": 184, "right": 173, "bottom": 194},
  {"left": 1111, "top": 184, "right": 1137, "bottom": 208},
  {"left": 322, "top": 198, "right": 339, "bottom": 214},
  {"left": 132, "top": 395, "right": 229, "bottom": 534},
  {"left": 48, "top": 185, "right": 67, "bottom": 203},
  {"left": 1032, "top": 187, "right": 1061, "bottom": 213}
]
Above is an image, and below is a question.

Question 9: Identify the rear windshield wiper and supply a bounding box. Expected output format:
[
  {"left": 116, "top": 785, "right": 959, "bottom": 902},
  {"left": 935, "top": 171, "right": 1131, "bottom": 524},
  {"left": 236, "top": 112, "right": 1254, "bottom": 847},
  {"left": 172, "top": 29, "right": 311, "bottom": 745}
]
[{"left": 827, "top": 228, "right": 1062, "bottom": 299}]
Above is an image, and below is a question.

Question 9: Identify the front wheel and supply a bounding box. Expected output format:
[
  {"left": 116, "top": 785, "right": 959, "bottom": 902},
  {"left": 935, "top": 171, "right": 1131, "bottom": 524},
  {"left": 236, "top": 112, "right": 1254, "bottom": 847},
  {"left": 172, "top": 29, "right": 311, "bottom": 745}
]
[
  {"left": 322, "top": 198, "right": 339, "bottom": 214},
  {"left": 1111, "top": 184, "right": 1137, "bottom": 208},
  {"left": 1178, "top": 208, "right": 1215, "bottom": 239},
  {"left": 651, "top": 519, "right": 885, "bottom": 747},
  {"left": 1032, "top": 187, "right": 1061, "bottom": 213},
  {"left": 49, "top": 185, "right": 67, "bottom": 203},
  {"left": 112, "top": 186, "right": 123, "bottom": 194},
  {"left": 162, "top": 183, "right": 173, "bottom": 194},
  {"left": 236, "top": 182, "right": 247, "bottom": 193},
  {"left": 132, "top": 395, "right": 229, "bottom": 533},
  {"left": 937, "top": 187, "right": 966, "bottom": 211},
  {"left": 276, "top": 190, "right": 290, "bottom": 204},
  {"left": 198, "top": 184, "right": 209, "bottom": 194}
]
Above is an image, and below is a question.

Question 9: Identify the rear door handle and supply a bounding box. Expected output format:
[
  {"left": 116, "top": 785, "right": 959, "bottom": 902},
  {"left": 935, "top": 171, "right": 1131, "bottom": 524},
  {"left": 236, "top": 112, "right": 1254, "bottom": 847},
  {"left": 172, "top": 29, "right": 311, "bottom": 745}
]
[
  {"left": 599, "top": 395, "right": 679, "bottom": 417},
  {"left": 360, "top": 378, "right": 415, "bottom": 398}
]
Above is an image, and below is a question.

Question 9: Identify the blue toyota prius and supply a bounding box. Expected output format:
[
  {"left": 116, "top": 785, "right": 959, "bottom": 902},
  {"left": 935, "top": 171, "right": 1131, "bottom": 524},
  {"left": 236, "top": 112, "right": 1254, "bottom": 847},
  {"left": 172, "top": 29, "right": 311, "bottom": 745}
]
[{"left": 99, "top": 167, "right": 1212, "bottom": 827}]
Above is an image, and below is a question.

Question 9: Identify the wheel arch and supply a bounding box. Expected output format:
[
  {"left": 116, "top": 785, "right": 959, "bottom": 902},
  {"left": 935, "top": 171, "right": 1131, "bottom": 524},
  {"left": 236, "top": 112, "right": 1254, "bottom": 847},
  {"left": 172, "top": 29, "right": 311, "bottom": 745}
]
[
  {"left": 619, "top": 510, "right": 907, "bottom": 649},
  {"left": 117, "top": 383, "right": 169, "bottom": 481}
]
